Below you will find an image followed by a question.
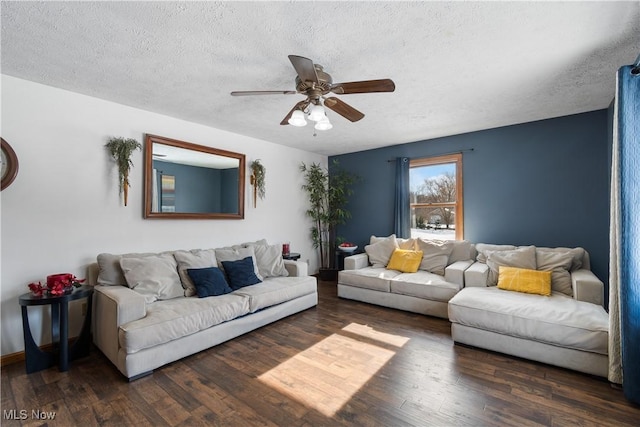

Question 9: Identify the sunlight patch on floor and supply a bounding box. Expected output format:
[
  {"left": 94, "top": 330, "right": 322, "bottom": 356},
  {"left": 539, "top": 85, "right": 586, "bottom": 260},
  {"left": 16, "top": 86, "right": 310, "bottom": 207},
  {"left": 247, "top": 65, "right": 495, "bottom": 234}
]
[{"left": 258, "top": 323, "right": 409, "bottom": 416}]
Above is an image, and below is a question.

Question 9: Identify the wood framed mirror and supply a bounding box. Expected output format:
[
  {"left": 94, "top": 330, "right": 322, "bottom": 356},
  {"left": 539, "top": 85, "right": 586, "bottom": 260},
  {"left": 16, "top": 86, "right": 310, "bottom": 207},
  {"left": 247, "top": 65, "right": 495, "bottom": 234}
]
[{"left": 144, "top": 134, "right": 245, "bottom": 219}]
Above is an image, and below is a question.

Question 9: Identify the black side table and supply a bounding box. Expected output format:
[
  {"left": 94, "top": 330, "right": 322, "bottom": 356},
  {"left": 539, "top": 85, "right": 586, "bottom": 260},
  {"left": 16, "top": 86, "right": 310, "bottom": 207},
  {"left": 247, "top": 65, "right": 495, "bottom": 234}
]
[
  {"left": 335, "top": 250, "right": 359, "bottom": 270},
  {"left": 282, "top": 252, "right": 301, "bottom": 261},
  {"left": 18, "top": 285, "right": 93, "bottom": 373}
]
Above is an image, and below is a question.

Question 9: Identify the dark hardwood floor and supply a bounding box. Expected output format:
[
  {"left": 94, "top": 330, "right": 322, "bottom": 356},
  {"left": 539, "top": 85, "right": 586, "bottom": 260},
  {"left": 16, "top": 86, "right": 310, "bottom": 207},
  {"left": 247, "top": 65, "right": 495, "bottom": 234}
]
[{"left": 2, "top": 280, "right": 639, "bottom": 426}]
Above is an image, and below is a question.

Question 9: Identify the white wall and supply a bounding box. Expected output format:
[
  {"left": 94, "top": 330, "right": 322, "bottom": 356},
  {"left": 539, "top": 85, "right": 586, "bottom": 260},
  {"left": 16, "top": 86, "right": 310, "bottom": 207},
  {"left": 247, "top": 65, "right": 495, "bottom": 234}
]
[{"left": 0, "top": 75, "right": 326, "bottom": 356}]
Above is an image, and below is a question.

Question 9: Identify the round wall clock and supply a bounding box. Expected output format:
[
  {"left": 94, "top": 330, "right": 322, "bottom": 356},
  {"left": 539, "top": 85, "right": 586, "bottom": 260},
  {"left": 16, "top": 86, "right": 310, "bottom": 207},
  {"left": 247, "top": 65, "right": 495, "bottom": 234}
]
[{"left": 1, "top": 138, "right": 19, "bottom": 190}]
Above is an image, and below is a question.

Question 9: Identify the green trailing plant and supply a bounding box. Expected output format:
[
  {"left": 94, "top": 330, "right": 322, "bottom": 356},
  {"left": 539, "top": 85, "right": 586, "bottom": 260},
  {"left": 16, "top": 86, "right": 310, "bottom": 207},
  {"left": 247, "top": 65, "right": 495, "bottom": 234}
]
[
  {"left": 250, "top": 159, "right": 266, "bottom": 207},
  {"left": 300, "top": 160, "right": 359, "bottom": 270},
  {"left": 105, "top": 137, "right": 142, "bottom": 206}
]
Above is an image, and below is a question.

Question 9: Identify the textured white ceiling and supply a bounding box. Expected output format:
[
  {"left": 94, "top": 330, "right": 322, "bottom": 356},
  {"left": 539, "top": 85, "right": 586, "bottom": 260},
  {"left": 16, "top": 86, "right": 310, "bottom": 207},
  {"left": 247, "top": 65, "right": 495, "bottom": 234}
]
[{"left": 2, "top": 1, "right": 639, "bottom": 156}]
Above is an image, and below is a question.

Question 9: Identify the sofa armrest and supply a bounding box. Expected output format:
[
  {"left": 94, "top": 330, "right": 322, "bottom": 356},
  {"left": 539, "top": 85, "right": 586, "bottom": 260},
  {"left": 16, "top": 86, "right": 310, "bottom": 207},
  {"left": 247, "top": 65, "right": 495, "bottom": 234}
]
[
  {"left": 93, "top": 285, "right": 146, "bottom": 364},
  {"left": 344, "top": 253, "right": 369, "bottom": 270},
  {"left": 464, "top": 262, "right": 490, "bottom": 287},
  {"left": 284, "top": 260, "right": 308, "bottom": 277},
  {"left": 445, "top": 260, "right": 474, "bottom": 287},
  {"left": 571, "top": 269, "right": 604, "bottom": 307}
]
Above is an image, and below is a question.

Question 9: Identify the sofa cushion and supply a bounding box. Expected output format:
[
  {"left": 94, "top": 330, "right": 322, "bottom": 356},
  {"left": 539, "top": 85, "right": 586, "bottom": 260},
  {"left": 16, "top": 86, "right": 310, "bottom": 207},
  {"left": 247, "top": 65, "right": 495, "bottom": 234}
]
[
  {"left": 174, "top": 249, "right": 218, "bottom": 297},
  {"left": 486, "top": 246, "right": 537, "bottom": 286},
  {"left": 370, "top": 234, "right": 395, "bottom": 245},
  {"left": 187, "top": 267, "right": 233, "bottom": 297},
  {"left": 119, "top": 254, "right": 184, "bottom": 303},
  {"left": 448, "top": 240, "right": 472, "bottom": 264},
  {"left": 233, "top": 276, "right": 317, "bottom": 313},
  {"left": 365, "top": 235, "right": 399, "bottom": 268},
  {"left": 497, "top": 266, "right": 551, "bottom": 296},
  {"left": 415, "top": 239, "right": 454, "bottom": 275},
  {"left": 97, "top": 252, "right": 165, "bottom": 286},
  {"left": 215, "top": 247, "right": 262, "bottom": 280},
  {"left": 390, "top": 271, "right": 461, "bottom": 302},
  {"left": 448, "top": 287, "right": 609, "bottom": 355},
  {"left": 119, "top": 293, "right": 251, "bottom": 354},
  {"left": 239, "top": 238, "right": 269, "bottom": 248},
  {"left": 250, "top": 244, "right": 289, "bottom": 278},
  {"left": 537, "top": 246, "right": 585, "bottom": 272},
  {"left": 475, "top": 243, "right": 517, "bottom": 263},
  {"left": 386, "top": 249, "right": 423, "bottom": 273},
  {"left": 223, "top": 239, "right": 270, "bottom": 252},
  {"left": 338, "top": 267, "right": 400, "bottom": 292},
  {"left": 397, "top": 237, "right": 417, "bottom": 250},
  {"left": 535, "top": 248, "right": 576, "bottom": 296},
  {"left": 221, "top": 256, "right": 262, "bottom": 290}
]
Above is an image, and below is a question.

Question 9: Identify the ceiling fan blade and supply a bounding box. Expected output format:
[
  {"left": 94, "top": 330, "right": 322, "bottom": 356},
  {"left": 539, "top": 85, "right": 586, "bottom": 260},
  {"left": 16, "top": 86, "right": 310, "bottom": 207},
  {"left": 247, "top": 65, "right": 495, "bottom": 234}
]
[
  {"left": 324, "top": 97, "right": 365, "bottom": 122},
  {"left": 288, "top": 55, "right": 319, "bottom": 84},
  {"left": 231, "top": 90, "right": 297, "bottom": 96},
  {"left": 280, "top": 100, "right": 309, "bottom": 125},
  {"left": 331, "top": 79, "right": 396, "bottom": 94}
]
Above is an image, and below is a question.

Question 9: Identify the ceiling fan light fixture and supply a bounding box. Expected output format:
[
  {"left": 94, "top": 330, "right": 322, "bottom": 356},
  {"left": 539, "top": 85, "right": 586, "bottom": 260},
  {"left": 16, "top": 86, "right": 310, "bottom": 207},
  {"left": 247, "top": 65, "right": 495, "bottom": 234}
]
[
  {"left": 308, "top": 103, "right": 325, "bottom": 122},
  {"left": 232, "top": 55, "right": 394, "bottom": 129},
  {"left": 315, "top": 115, "right": 333, "bottom": 131},
  {"left": 288, "top": 110, "right": 307, "bottom": 127}
]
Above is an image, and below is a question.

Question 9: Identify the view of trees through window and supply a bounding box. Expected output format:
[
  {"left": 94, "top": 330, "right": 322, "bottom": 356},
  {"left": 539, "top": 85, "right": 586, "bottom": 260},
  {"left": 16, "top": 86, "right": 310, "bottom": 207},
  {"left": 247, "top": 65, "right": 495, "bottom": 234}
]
[{"left": 409, "top": 154, "right": 463, "bottom": 240}]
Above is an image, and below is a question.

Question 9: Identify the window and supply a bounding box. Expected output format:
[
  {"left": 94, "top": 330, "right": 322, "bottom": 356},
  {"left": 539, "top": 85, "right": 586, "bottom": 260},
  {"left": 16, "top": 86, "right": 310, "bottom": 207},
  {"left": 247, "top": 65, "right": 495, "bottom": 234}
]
[{"left": 409, "top": 154, "right": 463, "bottom": 240}]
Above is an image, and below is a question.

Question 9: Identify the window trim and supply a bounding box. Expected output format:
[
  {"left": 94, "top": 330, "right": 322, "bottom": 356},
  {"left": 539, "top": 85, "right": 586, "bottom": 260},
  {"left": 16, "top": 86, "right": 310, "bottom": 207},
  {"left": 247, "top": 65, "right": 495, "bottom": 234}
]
[{"left": 410, "top": 153, "right": 464, "bottom": 239}]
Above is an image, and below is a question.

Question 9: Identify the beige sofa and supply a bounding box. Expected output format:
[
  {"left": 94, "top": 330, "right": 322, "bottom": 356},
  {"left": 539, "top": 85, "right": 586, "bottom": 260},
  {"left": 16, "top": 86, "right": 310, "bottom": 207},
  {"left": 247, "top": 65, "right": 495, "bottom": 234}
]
[
  {"left": 338, "top": 235, "right": 474, "bottom": 319},
  {"left": 91, "top": 241, "right": 317, "bottom": 380},
  {"left": 448, "top": 244, "right": 609, "bottom": 377}
]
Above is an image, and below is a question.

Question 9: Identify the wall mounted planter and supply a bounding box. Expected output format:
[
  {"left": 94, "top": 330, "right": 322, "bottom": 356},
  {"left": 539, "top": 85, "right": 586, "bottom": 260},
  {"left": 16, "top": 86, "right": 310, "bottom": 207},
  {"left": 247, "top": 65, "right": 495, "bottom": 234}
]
[{"left": 105, "top": 137, "right": 141, "bottom": 206}]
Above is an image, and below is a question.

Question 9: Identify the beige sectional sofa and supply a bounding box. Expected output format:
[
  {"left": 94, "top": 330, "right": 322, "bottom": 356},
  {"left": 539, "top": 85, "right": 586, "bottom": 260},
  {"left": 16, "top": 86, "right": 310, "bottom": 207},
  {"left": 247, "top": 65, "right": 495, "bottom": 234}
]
[
  {"left": 338, "top": 235, "right": 474, "bottom": 318},
  {"left": 449, "top": 244, "right": 609, "bottom": 377},
  {"left": 91, "top": 241, "right": 317, "bottom": 380},
  {"left": 339, "top": 236, "right": 609, "bottom": 377}
]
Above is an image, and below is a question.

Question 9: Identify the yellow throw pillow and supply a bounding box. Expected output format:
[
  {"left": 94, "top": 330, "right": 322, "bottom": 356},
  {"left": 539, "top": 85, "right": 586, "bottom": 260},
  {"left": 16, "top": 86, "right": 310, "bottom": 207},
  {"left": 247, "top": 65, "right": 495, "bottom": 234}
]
[
  {"left": 497, "top": 266, "right": 552, "bottom": 296},
  {"left": 386, "top": 249, "right": 423, "bottom": 273}
]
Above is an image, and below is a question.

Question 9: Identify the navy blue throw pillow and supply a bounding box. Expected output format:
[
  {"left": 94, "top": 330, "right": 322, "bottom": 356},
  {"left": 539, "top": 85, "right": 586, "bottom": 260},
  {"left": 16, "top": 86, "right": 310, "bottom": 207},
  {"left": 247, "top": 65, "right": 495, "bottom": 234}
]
[
  {"left": 221, "top": 256, "right": 262, "bottom": 290},
  {"left": 187, "top": 267, "right": 233, "bottom": 298}
]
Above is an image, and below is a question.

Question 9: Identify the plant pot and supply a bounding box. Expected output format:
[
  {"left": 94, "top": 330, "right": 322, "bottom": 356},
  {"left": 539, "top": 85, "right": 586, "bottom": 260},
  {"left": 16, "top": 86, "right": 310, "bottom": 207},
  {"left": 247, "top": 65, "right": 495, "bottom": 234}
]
[{"left": 318, "top": 268, "right": 338, "bottom": 282}]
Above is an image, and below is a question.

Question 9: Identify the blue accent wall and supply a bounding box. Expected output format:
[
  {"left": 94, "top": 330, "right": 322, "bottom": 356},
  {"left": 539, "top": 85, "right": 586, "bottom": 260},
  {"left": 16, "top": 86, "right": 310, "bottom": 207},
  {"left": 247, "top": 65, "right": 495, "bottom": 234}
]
[
  {"left": 221, "top": 168, "right": 240, "bottom": 214},
  {"left": 153, "top": 160, "right": 239, "bottom": 213},
  {"left": 331, "top": 110, "right": 610, "bottom": 299}
]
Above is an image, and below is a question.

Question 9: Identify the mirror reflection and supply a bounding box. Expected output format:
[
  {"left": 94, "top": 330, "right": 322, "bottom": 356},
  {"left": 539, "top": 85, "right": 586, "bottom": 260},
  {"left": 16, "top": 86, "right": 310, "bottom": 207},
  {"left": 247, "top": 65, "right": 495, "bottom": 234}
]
[{"left": 144, "top": 135, "right": 245, "bottom": 219}]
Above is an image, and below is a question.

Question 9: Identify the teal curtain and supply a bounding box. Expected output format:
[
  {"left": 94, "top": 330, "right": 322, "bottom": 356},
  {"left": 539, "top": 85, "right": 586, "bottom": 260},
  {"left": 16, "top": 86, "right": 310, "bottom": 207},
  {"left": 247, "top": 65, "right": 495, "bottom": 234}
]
[
  {"left": 610, "top": 61, "right": 640, "bottom": 404},
  {"left": 394, "top": 157, "right": 410, "bottom": 238}
]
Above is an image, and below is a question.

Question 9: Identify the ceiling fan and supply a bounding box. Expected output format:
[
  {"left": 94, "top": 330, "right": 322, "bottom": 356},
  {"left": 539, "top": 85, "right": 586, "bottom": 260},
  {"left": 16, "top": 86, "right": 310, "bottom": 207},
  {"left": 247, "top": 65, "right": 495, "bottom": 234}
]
[{"left": 230, "top": 55, "right": 395, "bottom": 130}]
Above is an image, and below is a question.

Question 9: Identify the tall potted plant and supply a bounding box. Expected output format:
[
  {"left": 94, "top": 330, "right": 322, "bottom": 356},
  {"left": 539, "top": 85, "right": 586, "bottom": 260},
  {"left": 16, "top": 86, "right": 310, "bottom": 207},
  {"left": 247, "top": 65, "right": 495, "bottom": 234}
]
[
  {"left": 105, "top": 137, "right": 142, "bottom": 206},
  {"left": 300, "top": 160, "right": 358, "bottom": 280}
]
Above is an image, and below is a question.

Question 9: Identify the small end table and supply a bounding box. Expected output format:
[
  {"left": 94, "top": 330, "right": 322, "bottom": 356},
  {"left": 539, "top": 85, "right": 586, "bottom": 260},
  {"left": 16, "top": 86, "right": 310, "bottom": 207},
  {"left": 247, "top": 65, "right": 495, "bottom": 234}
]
[
  {"left": 282, "top": 252, "right": 301, "bottom": 261},
  {"left": 335, "top": 250, "right": 359, "bottom": 270},
  {"left": 18, "top": 285, "right": 93, "bottom": 373}
]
